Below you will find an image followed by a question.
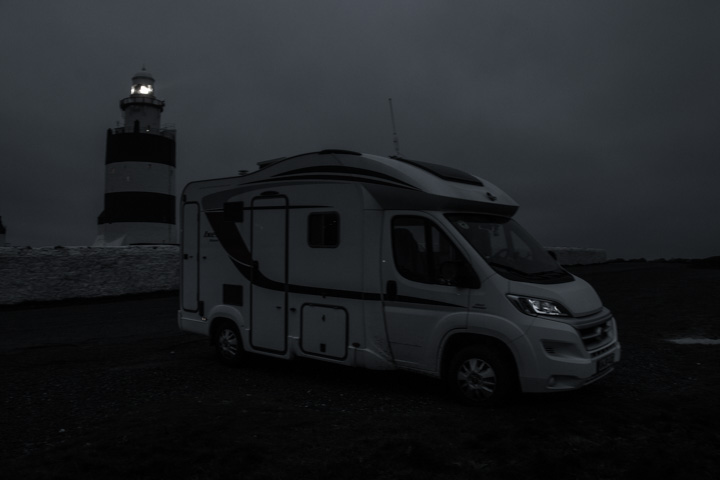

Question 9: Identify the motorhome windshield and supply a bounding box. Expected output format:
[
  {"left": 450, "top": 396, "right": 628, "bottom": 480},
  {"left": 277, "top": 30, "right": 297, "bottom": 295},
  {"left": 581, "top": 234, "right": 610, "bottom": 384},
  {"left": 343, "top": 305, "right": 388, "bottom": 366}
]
[{"left": 446, "top": 213, "right": 573, "bottom": 284}]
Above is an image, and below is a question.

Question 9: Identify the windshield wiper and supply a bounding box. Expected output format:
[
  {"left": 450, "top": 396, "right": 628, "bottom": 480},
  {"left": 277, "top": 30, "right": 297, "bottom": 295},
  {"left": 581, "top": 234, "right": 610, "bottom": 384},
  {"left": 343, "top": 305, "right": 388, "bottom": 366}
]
[
  {"left": 532, "top": 269, "right": 569, "bottom": 278},
  {"left": 486, "top": 261, "right": 532, "bottom": 277},
  {"left": 487, "top": 263, "right": 572, "bottom": 282}
]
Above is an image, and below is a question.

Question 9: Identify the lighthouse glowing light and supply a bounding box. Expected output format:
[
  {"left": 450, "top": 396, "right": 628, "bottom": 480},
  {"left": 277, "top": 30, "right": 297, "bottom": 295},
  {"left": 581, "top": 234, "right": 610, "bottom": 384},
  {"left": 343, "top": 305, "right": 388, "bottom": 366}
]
[
  {"left": 94, "top": 68, "right": 177, "bottom": 246},
  {"left": 131, "top": 84, "right": 153, "bottom": 95}
]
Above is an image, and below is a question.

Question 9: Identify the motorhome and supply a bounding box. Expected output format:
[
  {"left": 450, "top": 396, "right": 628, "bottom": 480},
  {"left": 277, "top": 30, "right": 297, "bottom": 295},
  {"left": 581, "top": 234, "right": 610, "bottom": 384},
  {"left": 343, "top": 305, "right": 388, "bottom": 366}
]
[{"left": 178, "top": 149, "right": 620, "bottom": 405}]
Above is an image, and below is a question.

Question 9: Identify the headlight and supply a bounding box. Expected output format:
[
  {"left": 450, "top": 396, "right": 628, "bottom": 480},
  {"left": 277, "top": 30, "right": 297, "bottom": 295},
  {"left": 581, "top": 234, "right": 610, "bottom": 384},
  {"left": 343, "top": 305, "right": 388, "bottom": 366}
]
[{"left": 507, "top": 295, "right": 570, "bottom": 317}]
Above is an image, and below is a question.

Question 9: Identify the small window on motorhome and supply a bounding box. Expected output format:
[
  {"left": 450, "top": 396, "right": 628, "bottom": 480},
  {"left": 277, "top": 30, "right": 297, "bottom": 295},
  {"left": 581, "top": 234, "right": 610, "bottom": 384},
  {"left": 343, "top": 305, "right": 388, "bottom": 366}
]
[
  {"left": 392, "top": 216, "right": 471, "bottom": 285},
  {"left": 308, "top": 212, "right": 340, "bottom": 248}
]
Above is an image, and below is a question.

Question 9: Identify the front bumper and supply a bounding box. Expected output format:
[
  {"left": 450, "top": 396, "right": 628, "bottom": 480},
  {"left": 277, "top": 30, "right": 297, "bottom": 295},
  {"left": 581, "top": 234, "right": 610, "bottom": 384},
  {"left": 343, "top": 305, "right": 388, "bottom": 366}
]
[{"left": 517, "top": 310, "right": 621, "bottom": 392}]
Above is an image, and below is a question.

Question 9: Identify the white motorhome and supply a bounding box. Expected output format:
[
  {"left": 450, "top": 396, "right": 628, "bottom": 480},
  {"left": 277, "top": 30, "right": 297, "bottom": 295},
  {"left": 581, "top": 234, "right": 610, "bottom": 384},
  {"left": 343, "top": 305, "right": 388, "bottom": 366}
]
[{"left": 179, "top": 149, "right": 620, "bottom": 405}]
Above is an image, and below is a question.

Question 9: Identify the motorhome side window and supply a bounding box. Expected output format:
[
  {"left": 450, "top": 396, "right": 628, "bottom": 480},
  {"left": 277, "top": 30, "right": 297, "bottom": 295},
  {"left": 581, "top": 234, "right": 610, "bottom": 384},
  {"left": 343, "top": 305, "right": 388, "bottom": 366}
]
[
  {"left": 392, "top": 216, "right": 468, "bottom": 285},
  {"left": 308, "top": 212, "right": 340, "bottom": 248}
]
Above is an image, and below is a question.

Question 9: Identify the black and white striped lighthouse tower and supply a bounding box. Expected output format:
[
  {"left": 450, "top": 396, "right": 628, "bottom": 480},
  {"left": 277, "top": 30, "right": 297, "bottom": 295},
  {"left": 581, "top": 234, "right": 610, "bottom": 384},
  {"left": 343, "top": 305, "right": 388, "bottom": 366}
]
[{"left": 95, "top": 68, "right": 177, "bottom": 245}]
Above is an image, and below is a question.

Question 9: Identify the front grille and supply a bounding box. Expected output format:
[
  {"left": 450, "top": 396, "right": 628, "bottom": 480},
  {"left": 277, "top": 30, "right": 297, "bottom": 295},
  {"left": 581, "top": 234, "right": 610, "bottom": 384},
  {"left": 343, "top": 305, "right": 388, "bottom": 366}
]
[
  {"left": 590, "top": 343, "right": 615, "bottom": 358},
  {"left": 577, "top": 316, "right": 614, "bottom": 351}
]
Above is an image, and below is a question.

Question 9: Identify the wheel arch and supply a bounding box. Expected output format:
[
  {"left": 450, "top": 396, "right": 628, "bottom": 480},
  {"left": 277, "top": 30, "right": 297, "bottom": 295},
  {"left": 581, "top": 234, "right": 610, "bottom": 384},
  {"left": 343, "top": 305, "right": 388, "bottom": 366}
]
[
  {"left": 440, "top": 332, "right": 518, "bottom": 380},
  {"left": 209, "top": 316, "right": 243, "bottom": 346},
  {"left": 206, "top": 305, "right": 245, "bottom": 345}
]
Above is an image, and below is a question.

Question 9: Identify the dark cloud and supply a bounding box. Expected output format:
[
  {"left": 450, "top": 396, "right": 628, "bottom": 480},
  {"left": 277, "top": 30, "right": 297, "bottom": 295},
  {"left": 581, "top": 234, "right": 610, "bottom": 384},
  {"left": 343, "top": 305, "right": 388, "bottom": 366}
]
[{"left": 1, "top": 0, "right": 718, "bottom": 259}]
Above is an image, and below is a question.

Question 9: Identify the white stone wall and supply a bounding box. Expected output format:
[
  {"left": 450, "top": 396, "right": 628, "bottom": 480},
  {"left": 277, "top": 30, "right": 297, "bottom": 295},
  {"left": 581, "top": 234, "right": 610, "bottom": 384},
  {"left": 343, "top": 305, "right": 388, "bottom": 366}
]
[
  {"left": 94, "top": 222, "right": 178, "bottom": 246},
  {"left": 0, "top": 246, "right": 180, "bottom": 305}
]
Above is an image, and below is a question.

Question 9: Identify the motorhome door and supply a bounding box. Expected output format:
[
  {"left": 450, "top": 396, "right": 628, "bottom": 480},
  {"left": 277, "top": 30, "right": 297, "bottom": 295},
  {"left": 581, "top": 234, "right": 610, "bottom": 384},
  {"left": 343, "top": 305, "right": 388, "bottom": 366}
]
[
  {"left": 381, "top": 213, "right": 472, "bottom": 367},
  {"left": 181, "top": 202, "right": 199, "bottom": 312},
  {"left": 250, "top": 195, "right": 288, "bottom": 353}
]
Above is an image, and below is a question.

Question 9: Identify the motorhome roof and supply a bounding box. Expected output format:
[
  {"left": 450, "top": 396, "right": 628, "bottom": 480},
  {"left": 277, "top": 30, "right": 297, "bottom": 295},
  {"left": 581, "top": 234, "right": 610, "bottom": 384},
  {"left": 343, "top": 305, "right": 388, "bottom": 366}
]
[
  {"left": 258, "top": 149, "right": 484, "bottom": 186},
  {"left": 255, "top": 149, "right": 489, "bottom": 189},
  {"left": 186, "top": 149, "right": 519, "bottom": 217},
  {"left": 390, "top": 156, "right": 484, "bottom": 187}
]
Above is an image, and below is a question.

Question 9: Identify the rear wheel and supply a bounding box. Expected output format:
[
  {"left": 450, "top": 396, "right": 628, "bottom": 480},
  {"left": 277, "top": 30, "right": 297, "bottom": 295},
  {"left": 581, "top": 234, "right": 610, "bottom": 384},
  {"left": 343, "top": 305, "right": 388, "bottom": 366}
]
[
  {"left": 446, "top": 344, "right": 517, "bottom": 406},
  {"left": 214, "top": 321, "right": 244, "bottom": 366}
]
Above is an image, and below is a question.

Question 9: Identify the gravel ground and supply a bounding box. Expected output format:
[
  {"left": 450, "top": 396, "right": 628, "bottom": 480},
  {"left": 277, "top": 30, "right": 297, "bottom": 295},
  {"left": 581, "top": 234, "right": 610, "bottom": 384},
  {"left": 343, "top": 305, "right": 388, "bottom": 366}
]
[{"left": 1, "top": 261, "right": 719, "bottom": 479}]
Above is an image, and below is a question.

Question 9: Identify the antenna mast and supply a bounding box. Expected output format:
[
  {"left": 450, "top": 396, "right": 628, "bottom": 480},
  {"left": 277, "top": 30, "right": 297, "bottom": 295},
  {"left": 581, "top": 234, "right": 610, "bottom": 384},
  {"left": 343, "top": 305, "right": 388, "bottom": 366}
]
[{"left": 388, "top": 98, "right": 401, "bottom": 157}]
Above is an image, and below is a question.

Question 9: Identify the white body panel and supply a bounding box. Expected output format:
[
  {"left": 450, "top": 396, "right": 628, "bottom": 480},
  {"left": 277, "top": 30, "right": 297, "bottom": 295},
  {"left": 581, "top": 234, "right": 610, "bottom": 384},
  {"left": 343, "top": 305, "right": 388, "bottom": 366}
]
[{"left": 178, "top": 150, "right": 620, "bottom": 393}]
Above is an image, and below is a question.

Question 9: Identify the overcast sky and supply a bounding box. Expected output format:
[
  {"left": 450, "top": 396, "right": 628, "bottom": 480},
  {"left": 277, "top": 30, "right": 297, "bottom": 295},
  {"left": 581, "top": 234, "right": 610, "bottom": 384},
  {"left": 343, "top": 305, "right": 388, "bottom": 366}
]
[{"left": 1, "top": 0, "right": 718, "bottom": 259}]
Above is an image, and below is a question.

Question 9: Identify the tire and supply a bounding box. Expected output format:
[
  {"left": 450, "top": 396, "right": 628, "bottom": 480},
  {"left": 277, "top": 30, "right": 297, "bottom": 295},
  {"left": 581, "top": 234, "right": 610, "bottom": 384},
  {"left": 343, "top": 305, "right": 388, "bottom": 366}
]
[
  {"left": 445, "top": 344, "right": 518, "bottom": 406},
  {"left": 214, "top": 321, "right": 244, "bottom": 366}
]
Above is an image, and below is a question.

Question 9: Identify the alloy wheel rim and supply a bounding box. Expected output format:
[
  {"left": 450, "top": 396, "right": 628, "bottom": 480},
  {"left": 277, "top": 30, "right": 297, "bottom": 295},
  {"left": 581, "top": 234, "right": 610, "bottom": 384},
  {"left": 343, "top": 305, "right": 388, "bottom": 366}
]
[
  {"left": 219, "top": 329, "right": 238, "bottom": 358},
  {"left": 457, "top": 358, "right": 497, "bottom": 400}
]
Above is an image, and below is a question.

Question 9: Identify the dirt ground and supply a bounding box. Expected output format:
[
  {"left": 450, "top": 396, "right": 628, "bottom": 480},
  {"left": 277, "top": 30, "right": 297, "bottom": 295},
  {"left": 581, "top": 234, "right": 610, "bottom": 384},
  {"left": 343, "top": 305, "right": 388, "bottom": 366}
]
[{"left": 1, "top": 261, "right": 719, "bottom": 479}]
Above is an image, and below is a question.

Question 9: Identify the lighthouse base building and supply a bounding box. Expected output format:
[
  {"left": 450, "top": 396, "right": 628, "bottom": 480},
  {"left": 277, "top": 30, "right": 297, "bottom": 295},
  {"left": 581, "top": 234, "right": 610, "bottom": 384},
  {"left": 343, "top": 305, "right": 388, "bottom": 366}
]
[{"left": 95, "top": 69, "right": 177, "bottom": 246}]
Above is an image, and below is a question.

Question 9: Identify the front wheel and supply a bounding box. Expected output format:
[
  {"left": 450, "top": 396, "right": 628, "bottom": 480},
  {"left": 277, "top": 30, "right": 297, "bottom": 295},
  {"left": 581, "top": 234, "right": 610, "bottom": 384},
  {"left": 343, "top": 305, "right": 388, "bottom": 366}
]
[
  {"left": 446, "top": 345, "right": 518, "bottom": 406},
  {"left": 214, "top": 321, "right": 244, "bottom": 366}
]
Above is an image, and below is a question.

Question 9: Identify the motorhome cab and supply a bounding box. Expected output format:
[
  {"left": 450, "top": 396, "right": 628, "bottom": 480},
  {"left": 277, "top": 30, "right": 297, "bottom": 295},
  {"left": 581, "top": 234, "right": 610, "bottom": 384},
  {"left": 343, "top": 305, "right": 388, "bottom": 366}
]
[{"left": 179, "top": 149, "right": 620, "bottom": 405}]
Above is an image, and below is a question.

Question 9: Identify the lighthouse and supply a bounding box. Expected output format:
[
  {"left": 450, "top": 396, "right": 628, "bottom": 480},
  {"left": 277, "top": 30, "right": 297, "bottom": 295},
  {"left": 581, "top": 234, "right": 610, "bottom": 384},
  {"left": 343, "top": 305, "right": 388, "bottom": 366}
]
[{"left": 95, "top": 68, "right": 177, "bottom": 246}]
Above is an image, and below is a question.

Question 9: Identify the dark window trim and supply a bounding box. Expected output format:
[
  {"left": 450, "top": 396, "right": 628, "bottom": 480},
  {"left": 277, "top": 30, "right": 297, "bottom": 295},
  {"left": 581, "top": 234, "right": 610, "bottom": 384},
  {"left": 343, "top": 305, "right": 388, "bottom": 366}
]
[
  {"left": 391, "top": 215, "right": 473, "bottom": 286},
  {"left": 308, "top": 211, "right": 340, "bottom": 248}
]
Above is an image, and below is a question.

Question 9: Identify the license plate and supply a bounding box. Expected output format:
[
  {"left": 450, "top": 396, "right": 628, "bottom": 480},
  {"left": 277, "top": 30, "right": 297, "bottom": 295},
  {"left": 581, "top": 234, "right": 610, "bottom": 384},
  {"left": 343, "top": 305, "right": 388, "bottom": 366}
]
[{"left": 597, "top": 354, "right": 614, "bottom": 373}]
